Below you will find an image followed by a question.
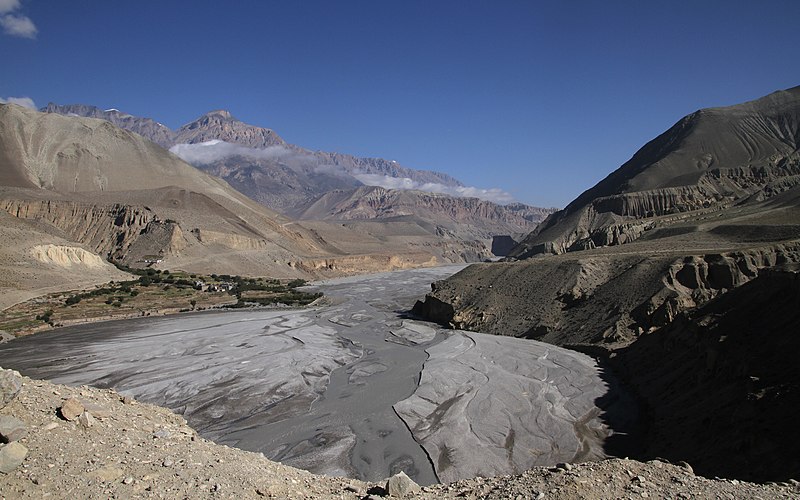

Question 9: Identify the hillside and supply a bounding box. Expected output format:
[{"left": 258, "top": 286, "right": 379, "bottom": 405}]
[
  {"left": 288, "top": 186, "right": 554, "bottom": 248},
  {"left": 510, "top": 85, "right": 800, "bottom": 258},
  {"left": 413, "top": 86, "right": 800, "bottom": 482}
]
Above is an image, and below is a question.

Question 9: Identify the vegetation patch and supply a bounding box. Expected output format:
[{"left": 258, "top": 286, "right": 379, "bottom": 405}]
[{"left": 0, "top": 266, "right": 323, "bottom": 338}]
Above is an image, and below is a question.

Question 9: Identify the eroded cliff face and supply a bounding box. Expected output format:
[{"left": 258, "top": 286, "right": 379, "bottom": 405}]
[
  {"left": 0, "top": 197, "right": 154, "bottom": 259},
  {"left": 416, "top": 240, "right": 800, "bottom": 347},
  {"left": 515, "top": 158, "right": 800, "bottom": 257},
  {"left": 317, "top": 187, "right": 545, "bottom": 225},
  {"left": 0, "top": 196, "right": 276, "bottom": 271},
  {"left": 612, "top": 268, "right": 800, "bottom": 482}
]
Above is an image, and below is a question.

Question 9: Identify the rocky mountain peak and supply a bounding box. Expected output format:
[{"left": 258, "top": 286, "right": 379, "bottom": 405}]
[
  {"left": 197, "top": 109, "right": 235, "bottom": 122},
  {"left": 175, "top": 110, "right": 287, "bottom": 148},
  {"left": 209, "top": 109, "right": 233, "bottom": 118}
]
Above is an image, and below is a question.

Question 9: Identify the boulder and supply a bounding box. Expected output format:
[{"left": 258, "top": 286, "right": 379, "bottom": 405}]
[
  {"left": 78, "top": 411, "right": 95, "bottom": 428},
  {"left": 0, "top": 415, "right": 27, "bottom": 443},
  {"left": 385, "top": 471, "right": 420, "bottom": 497},
  {"left": 0, "top": 441, "right": 28, "bottom": 473},
  {"left": 59, "top": 397, "right": 84, "bottom": 421},
  {"left": 0, "top": 368, "right": 22, "bottom": 409}
]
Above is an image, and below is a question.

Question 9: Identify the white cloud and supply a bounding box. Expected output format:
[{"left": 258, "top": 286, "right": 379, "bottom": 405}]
[
  {"left": 0, "top": 0, "right": 20, "bottom": 14},
  {"left": 1, "top": 14, "right": 37, "bottom": 38},
  {"left": 0, "top": 0, "right": 37, "bottom": 39},
  {"left": 0, "top": 95, "right": 36, "bottom": 109},
  {"left": 353, "top": 172, "right": 516, "bottom": 204},
  {"left": 169, "top": 140, "right": 294, "bottom": 165},
  {"left": 312, "top": 163, "right": 351, "bottom": 178}
]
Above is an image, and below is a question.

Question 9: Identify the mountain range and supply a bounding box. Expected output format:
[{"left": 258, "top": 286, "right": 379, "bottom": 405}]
[
  {"left": 0, "top": 104, "right": 532, "bottom": 309},
  {"left": 42, "top": 104, "right": 478, "bottom": 212}
]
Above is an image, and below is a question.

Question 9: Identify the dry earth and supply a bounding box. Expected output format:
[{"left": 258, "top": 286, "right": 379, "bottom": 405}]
[{"left": 2, "top": 369, "right": 798, "bottom": 499}]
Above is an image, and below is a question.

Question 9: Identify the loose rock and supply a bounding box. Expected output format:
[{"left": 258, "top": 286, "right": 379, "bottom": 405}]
[
  {"left": 0, "top": 441, "right": 28, "bottom": 473},
  {"left": 59, "top": 397, "right": 84, "bottom": 421},
  {"left": 0, "top": 415, "right": 27, "bottom": 442},
  {"left": 386, "top": 471, "right": 420, "bottom": 497},
  {"left": 0, "top": 367, "right": 22, "bottom": 409},
  {"left": 78, "top": 411, "right": 95, "bottom": 428}
]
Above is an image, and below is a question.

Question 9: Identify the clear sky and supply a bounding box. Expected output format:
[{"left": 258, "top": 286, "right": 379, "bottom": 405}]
[{"left": 2, "top": 1, "right": 800, "bottom": 207}]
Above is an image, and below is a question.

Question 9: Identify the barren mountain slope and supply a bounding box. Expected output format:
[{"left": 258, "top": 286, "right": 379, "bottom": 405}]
[
  {"left": 413, "top": 87, "right": 800, "bottom": 483},
  {"left": 0, "top": 104, "right": 267, "bottom": 209},
  {"left": 415, "top": 195, "right": 800, "bottom": 483},
  {"left": 289, "top": 186, "right": 554, "bottom": 247},
  {"left": 174, "top": 110, "right": 288, "bottom": 149},
  {"left": 41, "top": 103, "right": 174, "bottom": 148},
  {"left": 43, "top": 104, "right": 463, "bottom": 191},
  {"left": 511, "top": 85, "right": 800, "bottom": 258}
]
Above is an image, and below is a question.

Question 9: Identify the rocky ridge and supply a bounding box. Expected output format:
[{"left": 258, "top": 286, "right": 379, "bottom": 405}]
[
  {"left": 1, "top": 367, "right": 797, "bottom": 499},
  {"left": 511, "top": 85, "right": 800, "bottom": 258},
  {"left": 42, "top": 103, "right": 463, "bottom": 192},
  {"left": 290, "top": 186, "right": 554, "bottom": 226}
]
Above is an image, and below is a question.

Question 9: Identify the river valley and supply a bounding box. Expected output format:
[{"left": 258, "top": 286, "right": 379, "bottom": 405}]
[{"left": 0, "top": 266, "right": 636, "bottom": 484}]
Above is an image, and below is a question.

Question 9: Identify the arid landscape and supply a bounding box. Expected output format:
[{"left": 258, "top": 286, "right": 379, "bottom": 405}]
[
  {"left": 2, "top": 85, "right": 799, "bottom": 497},
  {"left": 2, "top": 2, "right": 800, "bottom": 497}
]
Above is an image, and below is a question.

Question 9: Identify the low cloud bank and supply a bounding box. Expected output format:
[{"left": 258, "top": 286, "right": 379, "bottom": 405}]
[
  {"left": 0, "top": 96, "right": 36, "bottom": 109},
  {"left": 170, "top": 140, "right": 293, "bottom": 165},
  {"left": 353, "top": 172, "right": 516, "bottom": 204}
]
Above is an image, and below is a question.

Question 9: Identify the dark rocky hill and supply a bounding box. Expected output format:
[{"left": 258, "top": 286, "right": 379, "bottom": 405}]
[
  {"left": 511, "top": 86, "right": 800, "bottom": 258},
  {"left": 413, "top": 86, "right": 800, "bottom": 482}
]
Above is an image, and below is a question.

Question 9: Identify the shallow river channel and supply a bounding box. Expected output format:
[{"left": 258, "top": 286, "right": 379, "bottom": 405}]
[{"left": 0, "top": 266, "right": 635, "bottom": 485}]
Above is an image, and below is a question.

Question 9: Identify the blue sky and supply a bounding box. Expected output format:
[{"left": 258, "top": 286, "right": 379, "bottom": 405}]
[{"left": 2, "top": 1, "right": 800, "bottom": 207}]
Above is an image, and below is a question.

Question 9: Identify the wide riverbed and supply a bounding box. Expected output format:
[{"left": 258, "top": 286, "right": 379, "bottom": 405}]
[{"left": 0, "top": 266, "right": 635, "bottom": 484}]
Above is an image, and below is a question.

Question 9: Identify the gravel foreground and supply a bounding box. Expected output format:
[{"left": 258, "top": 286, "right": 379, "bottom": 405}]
[{"left": 1, "top": 369, "right": 798, "bottom": 499}]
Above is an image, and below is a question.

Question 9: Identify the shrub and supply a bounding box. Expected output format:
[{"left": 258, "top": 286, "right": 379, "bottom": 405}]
[{"left": 36, "top": 310, "right": 53, "bottom": 323}]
